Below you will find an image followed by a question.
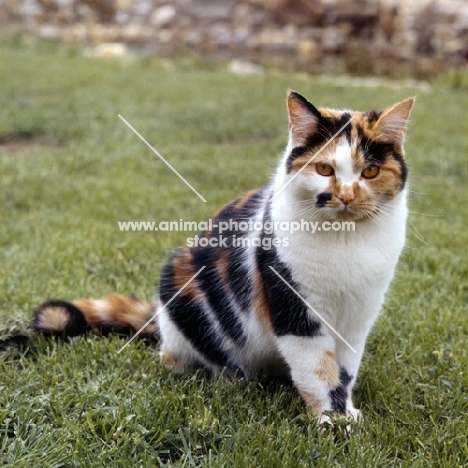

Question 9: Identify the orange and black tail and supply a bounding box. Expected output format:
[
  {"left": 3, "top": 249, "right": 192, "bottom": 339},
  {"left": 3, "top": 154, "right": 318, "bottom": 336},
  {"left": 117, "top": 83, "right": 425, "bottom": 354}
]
[{"left": 32, "top": 294, "right": 158, "bottom": 337}]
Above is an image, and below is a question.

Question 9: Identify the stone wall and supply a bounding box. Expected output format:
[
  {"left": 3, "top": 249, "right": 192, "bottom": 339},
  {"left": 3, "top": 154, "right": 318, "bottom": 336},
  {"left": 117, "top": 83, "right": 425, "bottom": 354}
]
[{"left": 1, "top": 0, "right": 467, "bottom": 76}]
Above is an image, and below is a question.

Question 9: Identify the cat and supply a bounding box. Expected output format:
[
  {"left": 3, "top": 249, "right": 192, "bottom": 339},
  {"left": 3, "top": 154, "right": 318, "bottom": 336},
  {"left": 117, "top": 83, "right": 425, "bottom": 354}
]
[{"left": 33, "top": 91, "right": 414, "bottom": 421}]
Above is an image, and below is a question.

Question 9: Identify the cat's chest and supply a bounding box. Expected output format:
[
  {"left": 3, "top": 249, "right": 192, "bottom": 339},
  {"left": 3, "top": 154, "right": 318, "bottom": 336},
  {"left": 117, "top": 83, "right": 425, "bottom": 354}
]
[{"left": 274, "top": 225, "right": 404, "bottom": 302}]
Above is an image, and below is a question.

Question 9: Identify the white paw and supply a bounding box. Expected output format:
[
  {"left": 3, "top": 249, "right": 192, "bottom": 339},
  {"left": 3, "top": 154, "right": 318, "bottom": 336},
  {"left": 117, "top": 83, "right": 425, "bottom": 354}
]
[
  {"left": 318, "top": 413, "right": 332, "bottom": 426},
  {"left": 347, "top": 407, "right": 362, "bottom": 421},
  {"left": 317, "top": 408, "right": 362, "bottom": 432}
]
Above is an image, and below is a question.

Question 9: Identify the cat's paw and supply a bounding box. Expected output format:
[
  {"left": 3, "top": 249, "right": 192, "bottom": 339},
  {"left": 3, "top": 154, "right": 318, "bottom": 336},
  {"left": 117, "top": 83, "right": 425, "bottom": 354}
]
[
  {"left": 317, "top": 408, "right": 362, "bottom": 434},
  {"left": 346, "top": 407, "right": 362, "bottom": 422},
  {"left": 318, "top": 413, "right": 332, "bottom": 426}
]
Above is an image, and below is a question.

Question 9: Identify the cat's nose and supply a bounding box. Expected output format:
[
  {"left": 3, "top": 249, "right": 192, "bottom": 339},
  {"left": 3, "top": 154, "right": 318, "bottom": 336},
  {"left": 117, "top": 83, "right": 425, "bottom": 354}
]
[
  {"left": 337, "top": 184, "right": 357, "bottom": 205},
  {"left": 337, "top": 193, "right": 355, "bottom": 205}
]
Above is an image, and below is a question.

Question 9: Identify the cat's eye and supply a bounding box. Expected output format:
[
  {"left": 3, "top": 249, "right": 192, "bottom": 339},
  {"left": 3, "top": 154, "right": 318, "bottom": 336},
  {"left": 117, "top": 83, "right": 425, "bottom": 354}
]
[
  {"left": 316, "top": 163, "right": 335, "bottom": 177},
  {"left": 361, "top": 166, "right": 380, "bottom": 179}
]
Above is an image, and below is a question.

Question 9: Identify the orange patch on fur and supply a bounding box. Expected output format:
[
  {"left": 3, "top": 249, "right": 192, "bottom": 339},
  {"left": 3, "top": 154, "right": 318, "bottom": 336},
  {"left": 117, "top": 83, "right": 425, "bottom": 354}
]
[
  {"left": 351, "top": 112, "right": 378, "bottom": 136},
  {"left": 315, "top": 351, "right": 340, "bottom": 388},
  {"left": 317, "top": 107, "right": 343, "bottom": 120},
  {"left": 73, "top": 295, "right": 156, "bottom": 335},
  {"left": 337, "top": 180, "right": 360, "bottom": 205},
  {"left": 215, "top": 249, "right": 230, "bottom": 283},
  {"left": 296, "top": 385, "right": 323, "bottom": 413},
  {"left": 36, "top": 307, "right": 69, "bottom": 331},
  {"left": 171, "top": 248, "right": 203, "bottom": 303},
  {"left": 366, "top": 158, "right": 403, "bottom": 200},
  {"left": 71, "top": 300, "right": 102, "bottom": 328},
  {"left": 253, "top": 271, "right": 273, "bottom": 332},
  {"left": 323, "top": 172, "right": 383, "bottom": 220}
]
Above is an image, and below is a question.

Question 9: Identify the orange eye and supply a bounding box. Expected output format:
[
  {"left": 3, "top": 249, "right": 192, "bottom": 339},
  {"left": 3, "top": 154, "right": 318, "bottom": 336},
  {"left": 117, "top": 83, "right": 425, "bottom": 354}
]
[
  {"left": 316, "top": 163, "right": 334, "bottom": 177},
  {"left": 361, "top": 165, "right": 380, "bottom": 179}
]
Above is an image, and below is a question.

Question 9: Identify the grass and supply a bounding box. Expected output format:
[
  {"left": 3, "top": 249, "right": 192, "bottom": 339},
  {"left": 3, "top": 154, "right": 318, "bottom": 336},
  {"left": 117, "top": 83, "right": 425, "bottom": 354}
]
[{"left": 1, "top": 38, "right": 468, "bottom": 467}]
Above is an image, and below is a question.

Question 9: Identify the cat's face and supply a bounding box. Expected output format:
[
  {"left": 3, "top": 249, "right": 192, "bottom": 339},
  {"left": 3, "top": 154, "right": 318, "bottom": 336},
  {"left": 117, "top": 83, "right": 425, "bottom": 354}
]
[{"left": 284, "top": 91, "right": 414, "bottom": 221}]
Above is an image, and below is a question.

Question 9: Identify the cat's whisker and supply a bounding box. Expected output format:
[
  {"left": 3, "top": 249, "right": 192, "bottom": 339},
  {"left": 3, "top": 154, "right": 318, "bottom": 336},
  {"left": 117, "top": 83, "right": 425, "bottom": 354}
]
[
  {"left": 293, "top": 206, "right": 321, "bottom": 220},
  {"left": 290, "top": 199, "right": 317, "bottom": 207},
  {"left": 407, "top": 189, "right": 427, "bottom": 195},
  {"left": 407, "top": 210, "right": 442, "bottom": 217},
  {"left": 405, "top": 221, "right": 427, "bottom": 245}
]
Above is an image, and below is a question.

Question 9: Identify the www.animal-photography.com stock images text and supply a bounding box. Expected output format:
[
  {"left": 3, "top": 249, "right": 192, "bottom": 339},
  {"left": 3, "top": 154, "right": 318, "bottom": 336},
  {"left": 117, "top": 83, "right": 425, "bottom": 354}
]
[{"left": 1, "top": 1, "right": 467, "bottom": 467}]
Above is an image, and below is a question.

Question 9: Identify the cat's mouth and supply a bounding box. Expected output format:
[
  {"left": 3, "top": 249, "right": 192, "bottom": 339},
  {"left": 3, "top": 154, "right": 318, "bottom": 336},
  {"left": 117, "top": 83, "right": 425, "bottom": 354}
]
[
  {"left": 335, "top": 209, "right": 359, "bottom": 220},
  {"left": 334, "top": 205, "right": 374, "bottom": 221}
]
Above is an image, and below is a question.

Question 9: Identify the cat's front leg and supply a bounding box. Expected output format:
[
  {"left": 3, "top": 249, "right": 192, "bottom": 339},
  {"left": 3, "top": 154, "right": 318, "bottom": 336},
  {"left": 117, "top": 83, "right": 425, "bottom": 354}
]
[
  {"left": 333, "top": 328, "right": 372, "bottom": 421},
  {"left": 276, "top": 334, "right": 356, "bottom": 420}
]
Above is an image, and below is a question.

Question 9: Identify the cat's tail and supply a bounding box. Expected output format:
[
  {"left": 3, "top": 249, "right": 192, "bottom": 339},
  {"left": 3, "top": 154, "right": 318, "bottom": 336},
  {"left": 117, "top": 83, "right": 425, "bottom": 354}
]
[{"left": 32, "top": 294, "right": 158, "bottom": 337}]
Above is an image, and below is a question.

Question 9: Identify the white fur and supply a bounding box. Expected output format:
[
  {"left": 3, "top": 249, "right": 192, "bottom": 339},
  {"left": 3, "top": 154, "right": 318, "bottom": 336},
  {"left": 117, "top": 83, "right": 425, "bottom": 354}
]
[{"left": 334, "top": 144, "right": 357, "bottom": 184}]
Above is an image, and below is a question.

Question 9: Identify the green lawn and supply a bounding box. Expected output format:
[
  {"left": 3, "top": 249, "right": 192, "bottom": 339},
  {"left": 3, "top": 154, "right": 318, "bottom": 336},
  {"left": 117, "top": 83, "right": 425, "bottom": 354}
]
[{"left": 1, "top": 39, "right": 467, "bottom": 467}]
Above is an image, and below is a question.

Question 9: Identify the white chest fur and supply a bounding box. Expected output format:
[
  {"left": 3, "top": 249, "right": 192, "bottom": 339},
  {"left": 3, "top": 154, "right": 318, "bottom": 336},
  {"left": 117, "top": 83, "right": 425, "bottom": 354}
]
[{"left": 270, "top": 186, "right": 408, "bottom": 343}]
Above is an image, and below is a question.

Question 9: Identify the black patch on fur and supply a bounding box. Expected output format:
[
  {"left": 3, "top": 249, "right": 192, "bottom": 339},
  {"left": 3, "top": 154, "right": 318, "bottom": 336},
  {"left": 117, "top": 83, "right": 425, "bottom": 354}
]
[
  {"left": 206, "top": 188, "right": 265, "bottom": 313},
  {"left": 365, "top": 110, "right": 381, "bottom": 123},
  {"left": 359, "top": 138, "right": 408, "bottom": 188},
  {"left": 237, "top": 187, "right": 267, "bottom": 218},
  {"left": 159, "top": 253, "right": 231, "bottom": 367},
  {"left": 359, "top": 138, "right": 395, "bottom": 164},
  {"left": 209, "top": 187, "right": 266, "bottom": 237},
  {"left": 33, "top": 300, "right": 89, "bottom": 337},
  {"left": 397, "top": 157, "right": 408, "bottom": 188},
  {"left": 329, "top": 367, "right": 353, "bottom": 415},
  {"left": 256, "top": 206, "right": 322, "bottom": 338},
  {"left": 191, "top": 259, "right": 247, "bottom": 346},
  {"left": 226, "top": 255, "right": 252, "bottom": 314},
  {"left": 159, "top": 187, "right": 271, "bottom": 364},
  {"left": 333, "top": 112, "right": 352, "bottom": 144},
  {"left": 286, "top": 145, "right": 309, "bottom": 173},
  {"left": 316, "top": 192, "right": 332, "bottom": 208}
]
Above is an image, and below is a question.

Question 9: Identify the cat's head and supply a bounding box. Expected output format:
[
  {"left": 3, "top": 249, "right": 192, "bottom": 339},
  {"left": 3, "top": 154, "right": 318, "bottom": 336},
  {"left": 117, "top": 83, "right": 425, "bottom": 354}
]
[{"left": 281, "top": 91, "right": 414, "bottom": 221}]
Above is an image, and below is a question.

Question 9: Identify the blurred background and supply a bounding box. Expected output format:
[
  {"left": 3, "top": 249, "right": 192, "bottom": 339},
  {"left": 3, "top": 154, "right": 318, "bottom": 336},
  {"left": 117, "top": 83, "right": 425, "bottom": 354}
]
[{"left": 1, "top": 0, "right": 467, "bottom": 79}]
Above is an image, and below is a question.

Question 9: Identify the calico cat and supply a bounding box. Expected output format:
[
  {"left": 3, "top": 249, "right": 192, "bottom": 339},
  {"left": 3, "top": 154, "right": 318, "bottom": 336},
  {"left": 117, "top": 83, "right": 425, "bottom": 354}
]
[{"left": 33, "top": 91, "right": 414, "bottom": 421}]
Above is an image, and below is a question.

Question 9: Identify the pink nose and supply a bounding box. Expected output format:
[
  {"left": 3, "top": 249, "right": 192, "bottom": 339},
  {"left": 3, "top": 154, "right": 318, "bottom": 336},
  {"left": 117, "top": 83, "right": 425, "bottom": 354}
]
[{"left": 337, "top": 194, "right": 355, "bottom": 205}]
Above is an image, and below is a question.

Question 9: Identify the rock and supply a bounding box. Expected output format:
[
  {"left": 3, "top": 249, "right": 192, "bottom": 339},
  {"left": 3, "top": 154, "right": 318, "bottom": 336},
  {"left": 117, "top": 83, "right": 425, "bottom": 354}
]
[
  {"left": 38, "top": 24, "right": 59, "bottom": 38},
  {"left": 115, "top": 0, "right": 132, "bottom": 11},
  {"left": 2, "top": 0, "right": 467, "bottom": 77},
  {"left": 115, "top": 10, "right": 130, "bottom": 24},
  {"left": 228, "top": 59, "right": 264, "bottom": 75},
  {"left": 321, "top": 26, "right": 348, "bottom": 52},
  {"left": 89, "top": 41, "right": 131, "bottom": 58},
  {"left": 60, "top": 24, "right": 88, "bottom": 41},
  {"left": 81, "top": 0, "right": 115, "bottom": 22},
  {"left": 133, "top": 0, "right": 151, "bottom": 17},
  {"left": 151, "top": 5, "right": 176, "bottom": 27},
  {"left": 186, "top": 0, "right": 233, "bottom": 21},
  {"left": 297, "top": 40, "right": 321, "bottom": 61},
  {"left": 18, "top": 0, "right": 43, "bottom": 17}
]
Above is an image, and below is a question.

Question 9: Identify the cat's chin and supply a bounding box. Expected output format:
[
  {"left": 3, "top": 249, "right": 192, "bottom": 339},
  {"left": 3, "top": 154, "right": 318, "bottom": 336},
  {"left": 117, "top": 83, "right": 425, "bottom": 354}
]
[
  {"left": 334, "top": 210, "right": 360, "bottom": 221},
  {"left": 330, "top": 209, "right": 372, "bottom": 222}
]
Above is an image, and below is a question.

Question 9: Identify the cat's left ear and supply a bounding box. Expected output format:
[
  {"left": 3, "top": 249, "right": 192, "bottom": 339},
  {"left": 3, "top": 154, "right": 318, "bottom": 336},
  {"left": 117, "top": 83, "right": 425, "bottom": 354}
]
[
  {"left": 287, "top": 90, "right": 321, "bottom": 146},
  {"left": 377, "top": 97, "right": 415, "bottom": 146}
]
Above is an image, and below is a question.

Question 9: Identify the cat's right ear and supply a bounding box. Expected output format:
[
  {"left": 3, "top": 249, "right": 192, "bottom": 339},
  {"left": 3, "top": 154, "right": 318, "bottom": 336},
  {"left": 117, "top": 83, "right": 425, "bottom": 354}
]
[{"left": 287, "top": 91, "right": 321, "bottom": 146}]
